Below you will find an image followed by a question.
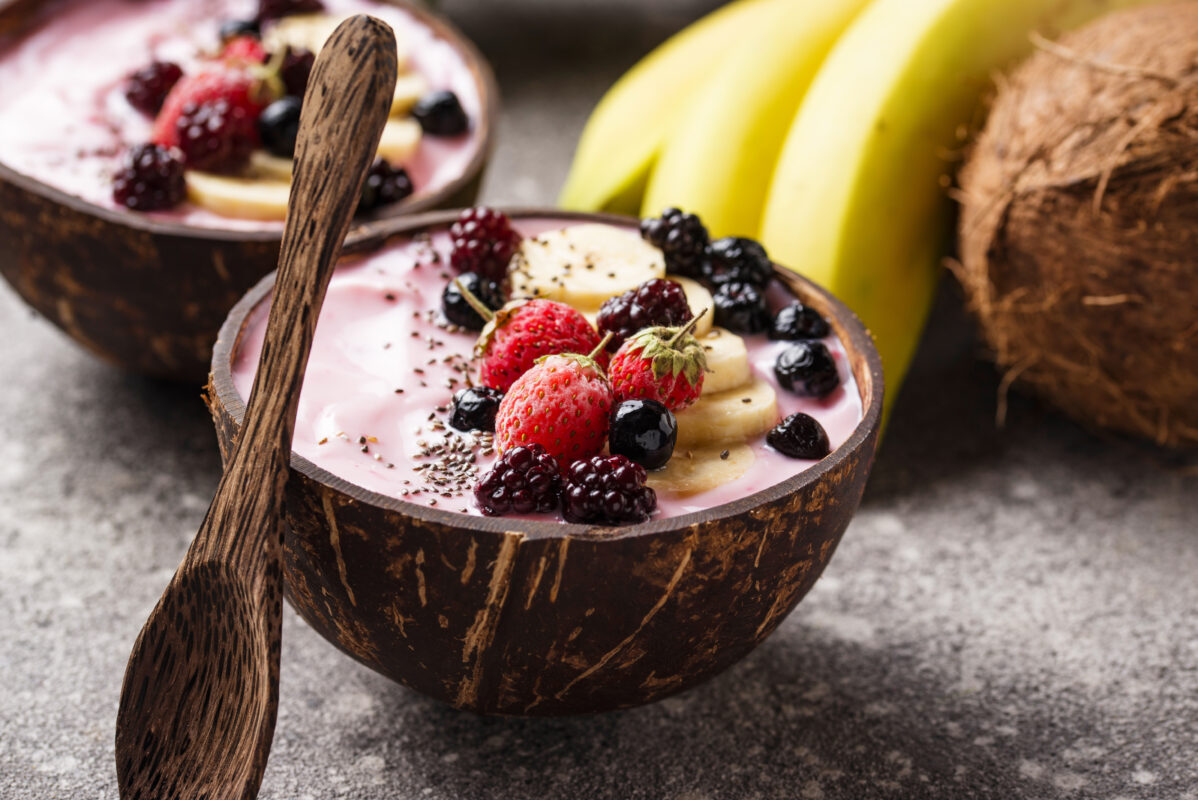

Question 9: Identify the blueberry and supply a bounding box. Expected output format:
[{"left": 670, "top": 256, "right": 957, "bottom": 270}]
[
  {"left": 219, "top": 18, "right": 261, "bottom": 43},
  {"left": 774, "top": 341, "right": 840, "bottom": 398},
  {"left": 769, "top": 301, "right": 830, "bottom": 341},
  {"left": 702, "top": 237, "right": 773, "bottom": 288},
  {"left": 609, "top": 399, "right": 677, "bottom": 470},
  {"left": 258, "top": 96, "right": 302, "bottom": 158},
  {"left": 767, "top": 413, "right": 831, "bottom": 460},
  {"left": 450, "top": 386, "right": 503, "bottom": 433},
  {"left": 442, "top": 272, "right": 504, "bottom": 330},
  {"left": 712, "top": 281, "right": 770, "bottom": 334},
  {"left": 412, "top": 90, "right": 469, "bottom": 136}
]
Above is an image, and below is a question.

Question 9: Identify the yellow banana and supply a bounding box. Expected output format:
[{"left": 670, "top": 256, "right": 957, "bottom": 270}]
[{"left": 641, "top": 0, "right": 870, "bottom": 238}]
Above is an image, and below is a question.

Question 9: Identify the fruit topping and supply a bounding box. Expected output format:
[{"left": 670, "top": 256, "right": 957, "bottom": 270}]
[
  {"left": 674, "top": 377, "right": 778, "bottom": 448},
  {"left": 257, "top": 0, "right": 325, "bottom": 23},
  {"left": 561, "top": 455, "right": 657, "bottom": 526},
  {"left": 449, "top": 207, "right": 520, "bottom": 283},
  {"left": 474, "top": 444, "right": 562, "bottom": 516},
  {"left": 640, "top": 207, "right": 709, "bottom": 279},
  {"left": 608, "top": 316, "right": 707, "bottom": 411},
  {"left": 609, "top": 399, "right": 677, "bottom": 470},
  {"left": 476, "top": 299, "right": 602, "bottom": 392},
  {"left": 112, "top": 144, "right": 186, "bottom": 211},
  {"left": 442, "top": 273, "right": 504, "bottom": 331},
  {"left": 769, "top": 301, "right": 830, "bottom": 341},
  {"left": 221, "top": 35, "right": 268, "bottom": 65},
  {"left": 767, "top": 413, "right": 831, "bottom": 460},
  {"left": 774, "top": 341, "right": 840, "bottom": 398},
  {"left": 258, "top": 96, "right": 302, "bottom": 158},
  {"left": 279, "top": 46, "right": 315, "bottom": 97},
  {"left": 412, "top": 90, "right": 469, "bottom": 136},
  {"left": 357, "top": 157, "right": 413, "bottom": 213},
  {"left": 495, "top": 346, "right": 614, "bottom": 464},
  {"left": 219, "top": 19, "right": 262, "bottom": 43},
  {"left": 596, "top": 277, "right": 693, "bottom": 352},
  {"left": 449, "top": 386, "right": 504, "bottom": 433},
  {"left": 152, "top": 71, "right": 269, "bottom": 172},
  {"left": 695, "top": 327, "right": 750, "bottom": 396},
  {"left": 124, "top": 61, "right": 184, "bottom": 116},
  {"left": 702, "top": 237, "right": 773, "bottom": 288},
  {"left": 712, "top": 281, "right": 769, "bottom": 334}
]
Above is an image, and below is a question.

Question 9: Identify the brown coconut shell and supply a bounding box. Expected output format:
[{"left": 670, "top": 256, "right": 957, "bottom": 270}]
[
  {"left": 955, "top": 2, "right": 1198, "bottom": 447},
  {"left": 206, "top": 209, "right": 884, "bottom": 716},
  {"left": 0, "top": 0, "right": 496, "bottom": 383}
]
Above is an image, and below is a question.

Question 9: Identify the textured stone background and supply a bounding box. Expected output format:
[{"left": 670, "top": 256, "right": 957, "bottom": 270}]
[{"left": 2, "top": 1, "right": 1197, "bottom": 798}]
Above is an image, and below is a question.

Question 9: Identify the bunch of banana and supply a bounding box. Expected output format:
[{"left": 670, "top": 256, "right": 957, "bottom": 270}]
[
  {"left": 186, "top": 13, "right": 424, "bottom": 219},
  {"left": 561, "top": 0, "right": 1152, "bottom": 419}
]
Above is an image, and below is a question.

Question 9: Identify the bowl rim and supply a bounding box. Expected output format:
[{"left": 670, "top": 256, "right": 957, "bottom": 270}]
[
  {"left": 209, "top": 208, "right": 885, "bottom": 542},
  {"left": 0, "top": 0, "right": 498, "bottom": 243}
]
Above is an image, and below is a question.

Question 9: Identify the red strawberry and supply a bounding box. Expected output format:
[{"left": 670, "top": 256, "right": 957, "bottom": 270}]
[
  {"left": 152, "top": 70, "right": 272, "bottom": 171},
  {"left": 608, "top": 316, "right": 707, "bottom": 411},
  {"left": 221, "top": 35, "right": 268, "bottom": 66},
  {"left": 494, "top": 350, "right": 613, "bottom": 464},
  {"left": 475, "top": 298, "right": 602, "bottom": 392}
]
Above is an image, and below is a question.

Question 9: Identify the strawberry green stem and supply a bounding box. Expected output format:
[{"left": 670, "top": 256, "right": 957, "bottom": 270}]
[
  {"left": 453, "top": 277, "right": 496, "bottom": 322},
  {"left": 589, "top": 332, "right": 614, "bottom": 360},
  {"left": 666, "top": 308, "right": 707, "bottom": 348}
]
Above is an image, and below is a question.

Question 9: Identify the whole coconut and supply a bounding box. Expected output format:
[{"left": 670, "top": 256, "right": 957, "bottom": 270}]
[{"left": 956, "top": 2, "right": 1198, "bottom": 447}]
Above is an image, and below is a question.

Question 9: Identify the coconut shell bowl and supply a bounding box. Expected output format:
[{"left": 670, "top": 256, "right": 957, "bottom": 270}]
[
  {"left": 0, "top": 0, "right": 496, "bottom": 383},
  {"left": 207, "top": 209, "right": 884, "bottom": 716}
]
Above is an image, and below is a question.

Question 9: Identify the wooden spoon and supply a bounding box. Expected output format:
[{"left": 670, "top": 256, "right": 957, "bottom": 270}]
[{"left": 114, "top": 17, "right": 397, "bottom": 800}]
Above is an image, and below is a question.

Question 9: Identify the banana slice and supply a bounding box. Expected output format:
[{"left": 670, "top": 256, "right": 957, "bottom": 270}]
[
  {"left": 666, "top": 275, "right": 713, "bottom": 338},
  {"left": 391, "top": 73, "right": 428, "bottom": 117},
  {"left": 648, "top": 443, "right": 754, "bottom": 496},
  {"left": 377, "top": 118, "right": 422, "bottom": 164},
  {"left": 510, "top": 223, "right": 666, "bottom": 309},
  {"left": 264, "top": 14, "right": 409, "bottom": 69},
  {"left": 247, "top": 151, "right": 294, "bottom": 182},
  {"left": 697, "top": 327, "right": 751, "bottom": 395},
  {"left": 675, "top": 377, "right": 778, "bottom": 448},
  {"left": 185, "top": 171, "right": 291, "bottom": 220}
]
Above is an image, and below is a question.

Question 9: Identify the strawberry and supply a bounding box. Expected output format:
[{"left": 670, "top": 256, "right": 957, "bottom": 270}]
[
  {"left": 474, "top": 298, "right": 603, "bottom": 392},
  {"left": 221, "top": 35, "right": 269, "bottom": 66},
  {"left": 151, "top": 70, "right": 272, "bottom": 171},
  {"left": 494, "top": 347, "right": 613, "bottom": 464},
  {"left": 608, "top": 316, "right": 707, "bottom": 411}
]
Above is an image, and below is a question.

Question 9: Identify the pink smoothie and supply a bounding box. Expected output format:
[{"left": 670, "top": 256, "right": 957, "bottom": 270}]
[
  {"left": 0, "top": 0, "right": 482, "bottom": 230},
  {"left": 230, "top": 220, "right": 865, "bottom": 522}
]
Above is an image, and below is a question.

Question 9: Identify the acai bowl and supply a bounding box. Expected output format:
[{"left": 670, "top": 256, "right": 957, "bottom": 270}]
[
  {"left": 0, "top": 0, "right": 495, "bottom": 380},
  {"left": 207, "top": 208, "right": 883, "bottom": 715}
]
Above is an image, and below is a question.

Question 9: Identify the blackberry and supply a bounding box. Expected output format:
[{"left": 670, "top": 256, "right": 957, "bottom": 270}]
[
  {"left": 596, "top": 278, "right": 693, "bottom": 352},
  {"left": 174, "top": 98, "right": 257, "bottom": 173},
  {"left": 412, "top": 90, "right": 469, "bottom": 136},
  {"left": 640, "top": 207, "right": 708, "bottom": 278},
  {"left": 442, "top": 272, "right": 504, "bottom": 331},
  {"left": 123, "top": 61, "right": 183, "bottom": 116},
  {"left": 767, "top": 413, "right": 831, "bottom": 460},
  {"left": 774, "top": 341, "right": 840, "bottom": 398},
  {"left": 769, "top": 301, "right": 830, "bottom": 341},
  {"left": 561, "top": 455, "right": 657, "bottom": 526},
  {"left": 449, "top": 386, "right": 503, "bottom": 433},
  {"left": 474, "top": 444, "right": 561, "bottom": 516},
  {"left": 258, "top": 97, "right": 302, "bottom": 158},
  {"left": 712, "top": 282, "right": 769, "bottom": 334},
  {"left": 279, "top": 47, "right": 315, "bottom": 97},
  {"left": 112, "top": 144, "right": 186, "bottom": 211},
  {"left": 702, "top": 237, "right": 773, "bottom": 288},
  {"left": 219, "top": 19, "right": 261, "bottom": 43},
  {"left": 357, "top": 158, "right": 413, "bottom": 214},
  {"left": 257, "top": 0, "right": 324, "bottom": 23},
  {"left": 608, "top": 399, "right": 676, "bottom": 470},
  {"left": 449, "top": 207, "right": 520, "bottom": 282}
]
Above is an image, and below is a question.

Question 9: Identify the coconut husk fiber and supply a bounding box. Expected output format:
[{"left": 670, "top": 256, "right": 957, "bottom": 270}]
[{"left": 956, "top": 1, "right": 1198, "bottom": 448}]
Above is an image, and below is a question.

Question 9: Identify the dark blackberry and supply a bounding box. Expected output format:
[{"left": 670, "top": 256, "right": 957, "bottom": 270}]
[
  {"left": 640, "top": 207, "right": 708, "bottom": 278},
  {"left": 256, "top": 0, "right": 324, "bottom": 23},
  {"left": 702, "top": 237, "right": 773, "bottom": 288},
  {"left": 608, "top": 399, "right": 676, "bottom": 470},
  {"left": 112, "top": 144, "right": 186, "bottom": 211},
  {"left": 357, "top": 158, "right": 413, "bottom": 214},
  {"left": 767, "top": 413, "right": 831, "bottom": 460},
  {"left": 769, "top": 301, "right": 830, "bottom": 341},
  {"left": 258, "top": 97, "right": 302, "bottom": 158},
  {"left": 712, "top": 282, "right": 769, "bottom": 334},
  {"left": 174, "top": 98, "right": 257, "bottom": 173},
  {"left": 474, "top": 444, "right": 561, "bottom": 516},
  {"left": 774, "top": 341, "right": 840, "bottom": 398},
  {"left": 596, "top": 278, "right": 693, "bottom": 352},
  {"left": 562, "top": 455, "right": 657, "bottom": 525},
  {"left": 218, "top": 19, "right": 261, "bottom": 43},
  {"left": 450, "top": 386, "right": 504, "bottom": 433},
  {"left": 123, "top": 61, "right": 183, "bottom": 116},
  {"left": 442, "top": 272, "right": 504, "bottom": 331},
  {"left": 279, "top": 47, "right": 315, "bottom": 97},
  {"left": 449, "top": 207, "right": 520, "bottom": 282},
  {"left": 412, "top": 90, "right": 469, "bottom": 136}
]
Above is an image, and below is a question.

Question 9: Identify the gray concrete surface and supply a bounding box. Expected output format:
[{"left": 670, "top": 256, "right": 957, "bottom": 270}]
[{"left": 2, "top": 1, "right": 1197, "bottom": 797}]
